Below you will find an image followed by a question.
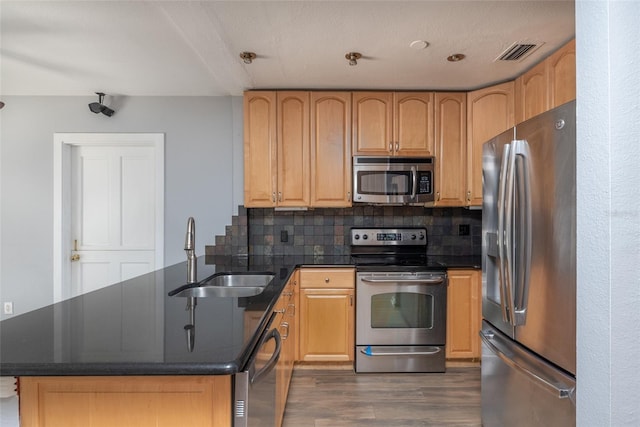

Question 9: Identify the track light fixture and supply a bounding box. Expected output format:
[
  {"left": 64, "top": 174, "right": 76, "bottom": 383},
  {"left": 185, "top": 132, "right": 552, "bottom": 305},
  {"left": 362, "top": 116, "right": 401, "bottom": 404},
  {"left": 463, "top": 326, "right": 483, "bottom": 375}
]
[
  {"left": 345, "top": 52, "right": 362, "bottom": 66},
  {"left": 88, "top": 92, "right": 115, "bottom": 117}
]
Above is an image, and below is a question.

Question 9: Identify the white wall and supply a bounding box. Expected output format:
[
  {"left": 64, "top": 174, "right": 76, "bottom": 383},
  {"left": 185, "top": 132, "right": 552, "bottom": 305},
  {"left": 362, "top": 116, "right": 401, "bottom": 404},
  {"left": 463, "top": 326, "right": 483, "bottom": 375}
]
[
  {"left": 576, "top": 1, "right": 640, "bottom": 425},
  {"left": 0, "top": 96, "right": 243, "bottom": 318}
]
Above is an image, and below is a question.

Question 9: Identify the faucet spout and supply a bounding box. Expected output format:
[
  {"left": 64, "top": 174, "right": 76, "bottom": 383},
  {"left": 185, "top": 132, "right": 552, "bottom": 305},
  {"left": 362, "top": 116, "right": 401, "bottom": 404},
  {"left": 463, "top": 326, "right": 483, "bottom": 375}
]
[
  {"left": 185, "top": 217, "right": 195, "bottom": 251},
  {"left": 185, "top": 217, "right": 197, "bottom": 284}
]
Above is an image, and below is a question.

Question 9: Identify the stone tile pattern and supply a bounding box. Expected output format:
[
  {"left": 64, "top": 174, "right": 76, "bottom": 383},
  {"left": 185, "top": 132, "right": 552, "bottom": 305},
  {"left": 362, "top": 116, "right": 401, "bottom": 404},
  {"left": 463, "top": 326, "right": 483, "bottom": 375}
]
[{"left": 207, "top": 205, "right": 481, "bottom": 258}]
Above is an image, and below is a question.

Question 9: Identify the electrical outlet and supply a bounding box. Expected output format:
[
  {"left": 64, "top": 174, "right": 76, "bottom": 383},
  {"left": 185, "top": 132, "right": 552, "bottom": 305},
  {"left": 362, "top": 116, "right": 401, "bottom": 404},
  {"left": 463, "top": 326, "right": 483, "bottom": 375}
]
[
  {"left": 458, "top": 224, "right": 470, "bottom": 236},
  {"left": 3, "top": 302, "right": 13, "bottom": 315},
  {"left": 280, "top": 230, "right": 289, "bottom": 243}
]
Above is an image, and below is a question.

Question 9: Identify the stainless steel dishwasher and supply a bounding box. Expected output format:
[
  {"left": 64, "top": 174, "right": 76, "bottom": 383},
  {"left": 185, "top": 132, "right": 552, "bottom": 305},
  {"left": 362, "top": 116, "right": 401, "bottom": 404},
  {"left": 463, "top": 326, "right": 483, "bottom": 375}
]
[{"left": 234, "top": 311, "right": 281, "bottom": 427}]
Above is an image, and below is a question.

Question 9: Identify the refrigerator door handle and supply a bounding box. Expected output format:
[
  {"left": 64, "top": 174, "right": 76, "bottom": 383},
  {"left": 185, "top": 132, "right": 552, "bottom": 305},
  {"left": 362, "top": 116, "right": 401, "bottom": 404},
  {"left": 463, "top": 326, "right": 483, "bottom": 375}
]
[
  {"left": 480, "top": 329, "right": 575, "bottom": 401},
  {"left": 497, "top": 143, "right": 512, "bottom": 324},
  {"left": 504, "top": 142, "right": 517, "bottom": 326},
  {"left": 512, "top": 140, "right": 532, "bottom": 325}
]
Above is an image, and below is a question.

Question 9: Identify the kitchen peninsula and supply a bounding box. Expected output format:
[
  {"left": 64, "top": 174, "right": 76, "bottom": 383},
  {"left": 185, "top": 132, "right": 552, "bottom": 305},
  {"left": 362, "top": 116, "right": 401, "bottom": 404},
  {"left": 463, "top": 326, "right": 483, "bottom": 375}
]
[{"left": 0, "top": 256, "right": 300, "bottom": 426}]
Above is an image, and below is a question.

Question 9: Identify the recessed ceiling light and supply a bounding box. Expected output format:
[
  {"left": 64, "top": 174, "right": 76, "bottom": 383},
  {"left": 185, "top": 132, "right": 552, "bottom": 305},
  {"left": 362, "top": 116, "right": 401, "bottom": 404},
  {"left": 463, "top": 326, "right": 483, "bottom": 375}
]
[
  {"left": 345, "top": 52, "right": 362, "bottom": 66},
  {"left": 447, "top": 53, "right": 466, "bottom": 62},
  {"left": 409, "top": 40, "right": 429, "bottom": 50},
  {"left": 240, "top": 52, "right": 257, "bottom": 64}
]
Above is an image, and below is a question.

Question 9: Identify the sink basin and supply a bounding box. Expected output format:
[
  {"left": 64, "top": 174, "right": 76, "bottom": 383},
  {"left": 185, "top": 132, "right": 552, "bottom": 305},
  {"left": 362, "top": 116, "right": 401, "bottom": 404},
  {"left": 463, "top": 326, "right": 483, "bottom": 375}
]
[
  {"left": 201, "top": 273, "right": 275, "bottom": 288},
  {"left": 169, "top": 273, "right": 275, "bottom": 298}
]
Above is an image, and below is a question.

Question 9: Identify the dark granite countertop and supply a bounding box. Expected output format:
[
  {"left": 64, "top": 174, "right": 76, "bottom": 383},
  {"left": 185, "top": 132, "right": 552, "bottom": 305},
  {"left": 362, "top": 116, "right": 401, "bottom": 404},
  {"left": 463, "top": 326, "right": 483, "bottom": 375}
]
[
  {"left": 0, "top": 257, "right": 295, "bottom": 376},
  {"left": 0, "top": 253, "right": 478, "bottom": 377}
]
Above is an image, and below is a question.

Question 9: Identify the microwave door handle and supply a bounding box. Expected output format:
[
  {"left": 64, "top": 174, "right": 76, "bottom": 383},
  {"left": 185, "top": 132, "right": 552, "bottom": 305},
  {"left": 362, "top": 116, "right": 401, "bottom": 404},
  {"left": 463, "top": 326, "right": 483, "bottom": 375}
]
[
  {"left": 512, "top": 140, "right": 532, "bottom": 326},
  {"left": 411, "top": 166, "right": 418, "bottom": 200},
  {"left": 497, "top": 143, "right": 512, "bottom": 324}
]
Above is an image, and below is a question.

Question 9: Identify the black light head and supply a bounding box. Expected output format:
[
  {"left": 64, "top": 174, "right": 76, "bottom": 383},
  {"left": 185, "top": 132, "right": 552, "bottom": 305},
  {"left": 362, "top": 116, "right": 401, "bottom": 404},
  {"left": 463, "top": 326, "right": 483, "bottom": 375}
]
[
  {"left": 88, "top": 92, "right": 115, "bottom": 116},
  {"left": 88, "top": 102, "right": 103, "bottom": 113}
]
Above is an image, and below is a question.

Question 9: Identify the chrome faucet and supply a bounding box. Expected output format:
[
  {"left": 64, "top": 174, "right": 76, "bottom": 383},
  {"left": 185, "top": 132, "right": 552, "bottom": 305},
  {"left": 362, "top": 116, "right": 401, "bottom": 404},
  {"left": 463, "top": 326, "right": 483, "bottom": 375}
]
[
  {"left": 185, "top": 216, "right": 197, "bottom": 284},
  {"left": 184, "top": 216, "right": 197, "bottom": 352}
]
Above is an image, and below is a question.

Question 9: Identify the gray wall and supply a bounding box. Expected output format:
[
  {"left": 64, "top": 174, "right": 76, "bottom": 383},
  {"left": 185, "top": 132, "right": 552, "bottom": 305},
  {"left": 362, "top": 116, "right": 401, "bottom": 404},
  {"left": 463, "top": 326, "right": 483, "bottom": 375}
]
[
  {"left": 577, "top": 2, "right": 640, "bottom": 425},
  {"left": 0, "top": 95, "right": 243, "bottom": 318}
]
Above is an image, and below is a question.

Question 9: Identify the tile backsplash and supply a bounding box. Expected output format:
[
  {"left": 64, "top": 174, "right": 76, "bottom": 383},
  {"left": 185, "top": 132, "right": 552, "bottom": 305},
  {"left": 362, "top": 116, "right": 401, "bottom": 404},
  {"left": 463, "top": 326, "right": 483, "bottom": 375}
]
[{"left": 207, "top": 206, "right": 481, "bottom": 258}]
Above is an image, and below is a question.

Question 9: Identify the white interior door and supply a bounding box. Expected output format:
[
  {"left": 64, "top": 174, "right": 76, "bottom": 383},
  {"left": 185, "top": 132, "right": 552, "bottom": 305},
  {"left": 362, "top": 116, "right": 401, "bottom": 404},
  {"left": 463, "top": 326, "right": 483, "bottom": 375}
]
[
  {"left": 54, "top": 133, "right": 164, "bottom": 301},
  {"left": 70, "top": 145, "right": 156, "bottom": 294}
]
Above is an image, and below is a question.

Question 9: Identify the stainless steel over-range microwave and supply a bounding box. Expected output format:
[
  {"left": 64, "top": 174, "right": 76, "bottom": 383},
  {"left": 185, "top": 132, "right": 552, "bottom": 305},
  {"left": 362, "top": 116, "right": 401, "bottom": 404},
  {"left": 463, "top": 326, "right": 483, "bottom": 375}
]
[{"left": 352, "top": 156, "right": 435, "bottom": 205}]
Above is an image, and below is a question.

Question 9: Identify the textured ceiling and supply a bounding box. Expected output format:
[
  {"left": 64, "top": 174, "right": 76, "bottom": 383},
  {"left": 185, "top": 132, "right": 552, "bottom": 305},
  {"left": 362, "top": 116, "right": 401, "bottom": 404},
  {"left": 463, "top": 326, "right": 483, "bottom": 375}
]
[{"left": 0, "top": 0, "right": 575, "bottom": 96}]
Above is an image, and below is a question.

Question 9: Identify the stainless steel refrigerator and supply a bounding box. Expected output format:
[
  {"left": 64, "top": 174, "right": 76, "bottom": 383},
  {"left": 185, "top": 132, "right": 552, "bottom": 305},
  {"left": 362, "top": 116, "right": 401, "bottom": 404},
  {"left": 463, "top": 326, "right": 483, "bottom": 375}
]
[{"left": 480, "top": 101, "right": 576, "bottom": 427}]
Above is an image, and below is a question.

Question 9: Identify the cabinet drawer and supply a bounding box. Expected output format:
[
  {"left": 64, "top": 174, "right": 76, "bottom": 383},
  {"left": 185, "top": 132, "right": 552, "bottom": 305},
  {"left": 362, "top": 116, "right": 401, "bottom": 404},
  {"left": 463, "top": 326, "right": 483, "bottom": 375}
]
[{"left": 300, "top": 268, "right": 355, "bottom": 289}]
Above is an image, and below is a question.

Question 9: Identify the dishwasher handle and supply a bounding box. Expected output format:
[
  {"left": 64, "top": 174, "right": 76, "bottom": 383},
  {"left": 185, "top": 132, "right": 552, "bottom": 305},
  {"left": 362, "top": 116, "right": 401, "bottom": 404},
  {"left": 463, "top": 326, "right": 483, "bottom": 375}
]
[{"left": 250, "top": 328, "right": 282, "bottom": 385}]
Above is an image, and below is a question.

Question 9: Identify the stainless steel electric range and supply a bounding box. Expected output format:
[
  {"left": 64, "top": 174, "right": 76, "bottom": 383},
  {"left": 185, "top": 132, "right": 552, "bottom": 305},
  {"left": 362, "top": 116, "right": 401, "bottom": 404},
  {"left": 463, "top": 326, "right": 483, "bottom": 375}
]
[{"left": 350, "top": 227, "right": 447, "bottom": 373}]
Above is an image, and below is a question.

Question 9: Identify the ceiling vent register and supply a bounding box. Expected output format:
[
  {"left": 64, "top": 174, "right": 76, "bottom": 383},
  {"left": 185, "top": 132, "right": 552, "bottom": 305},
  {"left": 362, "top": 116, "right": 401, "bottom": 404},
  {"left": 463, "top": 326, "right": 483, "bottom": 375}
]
[{"left": 496, "top": 42, "right": 543, "bottom": 62}]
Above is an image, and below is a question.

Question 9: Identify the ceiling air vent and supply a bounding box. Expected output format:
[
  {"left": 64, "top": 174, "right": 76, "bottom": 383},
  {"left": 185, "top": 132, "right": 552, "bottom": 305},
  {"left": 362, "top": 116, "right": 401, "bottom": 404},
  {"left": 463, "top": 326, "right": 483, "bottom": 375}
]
[{"left": 495, "top": 42, "right": 543, "bottom": 62}]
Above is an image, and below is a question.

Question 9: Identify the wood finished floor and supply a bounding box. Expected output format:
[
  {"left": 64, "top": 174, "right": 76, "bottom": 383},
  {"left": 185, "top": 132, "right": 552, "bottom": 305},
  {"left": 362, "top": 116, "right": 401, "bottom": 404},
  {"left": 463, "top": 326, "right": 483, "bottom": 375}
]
[{"left": 282, "top": 367, "right": 481, "bottom": 427}]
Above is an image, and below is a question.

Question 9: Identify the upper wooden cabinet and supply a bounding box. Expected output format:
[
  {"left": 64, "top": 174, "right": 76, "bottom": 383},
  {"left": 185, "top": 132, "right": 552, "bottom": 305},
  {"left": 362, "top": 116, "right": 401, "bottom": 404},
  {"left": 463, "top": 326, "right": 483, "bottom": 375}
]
[
  {"left": 352, "top": 92, "right": 434, "bottom": 157},
  {"left": 515, "top": 60, "right": 549, "bottom": 124},
  {"left": 277, "top": 91, "right": 311, "bottom": 207},
  {"left": 548, "top": 39, "right": 576, "bottom": 109},
  {"left": 466, "top": 81, "right": 515, "bottom": 207},
  {"left": 434, "top": 92, "right": 467, "bottom": 206},
  {"left": 243, "top": 91, "right": 311, "bottom": 208},
  {"left": 244, "top": 91, "right": 277, "bottom": 207},
  {"left": 244, "top": 91, "right": 310, "bottom": 207},
  {"left": 244, "top": 91, "right": 351, "bottom": 208},
  {"left": 310, "top": 92, "right": 352, "bottom": 207},
  {"left": 516, "top": 39, "right": 576, "bottom": 124}
]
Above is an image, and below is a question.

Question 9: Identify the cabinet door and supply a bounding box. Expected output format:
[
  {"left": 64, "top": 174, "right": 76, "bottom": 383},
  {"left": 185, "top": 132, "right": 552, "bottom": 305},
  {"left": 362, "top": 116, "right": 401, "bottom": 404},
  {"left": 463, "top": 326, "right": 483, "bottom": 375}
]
[
  {"left": 466, "top": 81, "right": 514, "bottom": 207},
  {"left": 299, "top": 289, "right": 354, "bottom": 362},
  {"left": 19, "top": 376, "right": 231, "bottom": 427},
  {"left": 352, "top": 92, "right": 393, "bottom": 155},
  {"left": 244, "top": 91, "right": 277, "bottom": 207},
  {"left": 310, "top": 92, "right": 352, "bottom": 207},
  {"left": 515, "top": 60, "right": 549, "bottom": 124},
  {"left": 277, "top": 91, "right": 310, "bottom": 207},
  {"left": 548, "top": 39, "right": 576, "bottom": 109},
  {"left": 394, "top": 92, "right": 435, "bottom": 156},
  {"left": 434, "top": 92, "right": 466, "bottom": 206},
  {"left": 446, "top": 269, "right": 481, "bottom": 359}
]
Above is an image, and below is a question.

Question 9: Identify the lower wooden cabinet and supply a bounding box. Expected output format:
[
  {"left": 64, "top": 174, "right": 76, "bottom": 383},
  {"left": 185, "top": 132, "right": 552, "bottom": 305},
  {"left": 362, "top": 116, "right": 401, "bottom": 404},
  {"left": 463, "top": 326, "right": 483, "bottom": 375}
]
[
  {"left": 298, "top": 268, "right": 355, "bottom": 362},
  {"left": 446, "top": 269, "right": 482, "bottom": 360},
  {"left": 276, "top": 270, "right": 298, "bottom": 427},
  {"left": 19, "top": 375, "right": 231, "bottom": 427}
]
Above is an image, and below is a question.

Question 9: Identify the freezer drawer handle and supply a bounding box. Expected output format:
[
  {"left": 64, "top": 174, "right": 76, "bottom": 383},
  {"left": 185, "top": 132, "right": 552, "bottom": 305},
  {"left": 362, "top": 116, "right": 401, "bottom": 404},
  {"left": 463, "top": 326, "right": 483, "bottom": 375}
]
[
  {"left": 360, "top": 346, "right": 441, "bottom": 356},
  {"left": 480, "top": 330, "right": 575, "bottom": 401}
]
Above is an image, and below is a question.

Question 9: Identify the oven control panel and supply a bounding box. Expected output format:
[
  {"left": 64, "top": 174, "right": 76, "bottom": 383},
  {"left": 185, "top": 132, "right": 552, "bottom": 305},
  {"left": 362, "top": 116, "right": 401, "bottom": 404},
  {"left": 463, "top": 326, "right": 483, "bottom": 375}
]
[{"left": 351, "top": 228, "right": 426, "bottom": 246}]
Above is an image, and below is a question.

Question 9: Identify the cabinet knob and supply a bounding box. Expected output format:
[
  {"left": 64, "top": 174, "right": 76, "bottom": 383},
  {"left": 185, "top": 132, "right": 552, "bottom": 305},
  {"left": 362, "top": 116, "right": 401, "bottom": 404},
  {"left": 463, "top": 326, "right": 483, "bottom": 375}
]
[
  {"left": 395, "top": 142, "right": 399, "bottom": 151},
  {"left": 467, "top": 190, "right": 471, "bottom": 202},
  {"left": 278, "top": 192, "right": 282, "bottom": 202},
  {"left": 388, "top": 142, "right": 393, "bottom": 152},
  {"left": 436, "top": 191, "right": 440, "bottom": 201},
  {"left": 347, "top": 191, "right": 352, "bottom": 202},
  {"left": 324, "top": 277, "right": 330, "bottom": 283},
  {"left": 272, "top": 192, "right": 276, "bottom": 203}
]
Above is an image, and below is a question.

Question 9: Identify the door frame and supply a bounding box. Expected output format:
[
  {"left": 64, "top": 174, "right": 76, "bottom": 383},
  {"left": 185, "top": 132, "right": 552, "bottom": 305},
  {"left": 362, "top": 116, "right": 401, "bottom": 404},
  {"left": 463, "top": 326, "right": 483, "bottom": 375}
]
[{"left": 53, "top": 133, "right": 164, "bottom": 302}]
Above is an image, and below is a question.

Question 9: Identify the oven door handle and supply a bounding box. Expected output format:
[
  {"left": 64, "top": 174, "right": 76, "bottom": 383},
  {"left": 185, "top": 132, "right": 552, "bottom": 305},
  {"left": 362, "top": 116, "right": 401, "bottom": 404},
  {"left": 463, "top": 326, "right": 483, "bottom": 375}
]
[
  {"left": 361, "top": 346, "right": 442, "bottom": 356},
  {"left": 359, "top": 277, "right": 445, "bottom": 285}
]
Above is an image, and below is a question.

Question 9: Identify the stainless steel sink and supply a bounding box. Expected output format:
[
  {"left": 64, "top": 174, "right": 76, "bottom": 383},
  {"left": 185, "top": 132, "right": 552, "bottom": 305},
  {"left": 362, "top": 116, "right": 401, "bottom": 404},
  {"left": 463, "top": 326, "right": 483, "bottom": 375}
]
[
  {"left": 169, "top": 273, "right": 275, "bottom": 298},
  {"left": 202, "top": 273, "right": 275, "bottom": 288}
]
